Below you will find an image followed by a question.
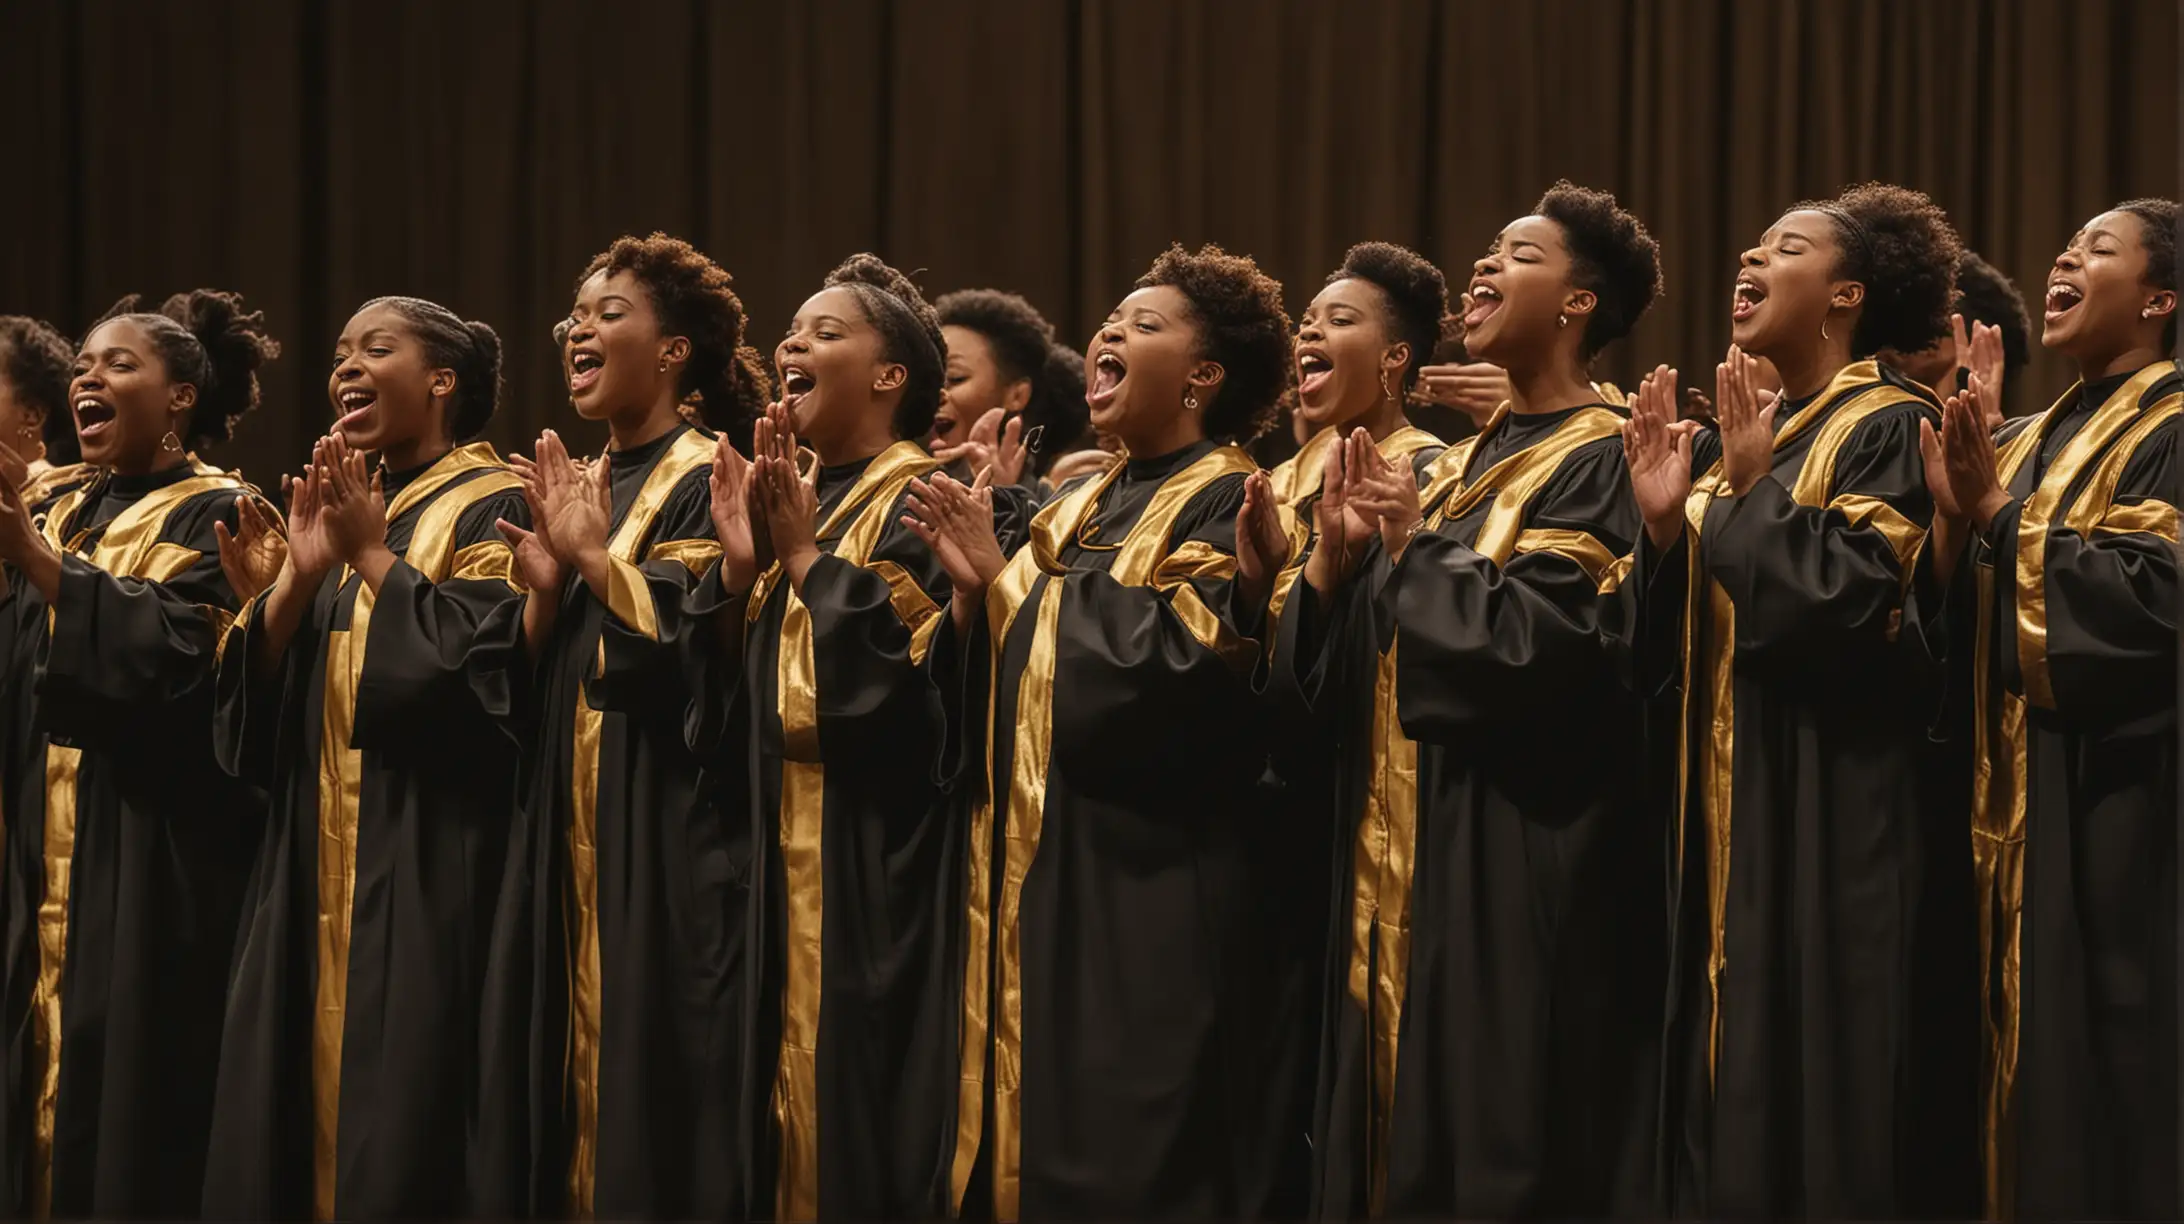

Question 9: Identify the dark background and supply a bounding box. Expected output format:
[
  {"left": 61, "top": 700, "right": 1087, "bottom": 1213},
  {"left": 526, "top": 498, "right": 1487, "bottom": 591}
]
[{"left": 3, "top": 0, "right": 2177, "bottom": 481}]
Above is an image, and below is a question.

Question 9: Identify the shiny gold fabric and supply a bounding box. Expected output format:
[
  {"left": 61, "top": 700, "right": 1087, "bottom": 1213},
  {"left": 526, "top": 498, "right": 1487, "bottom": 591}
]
[
  {"left": 963, "top": 446, "right": 1256, "bottom": 1222},
  {"left": 31, "top": 467, "right": 246, "bottom": 1216},
  {"left": 311, "top": 447, "right": 513, "bottom": 1220},
  {"left": 2010, "top": 363, "right": 2174, "bottom": 710},
  {"left": 763, "top": 440, "right": 939, "bottom": 1222},
  {"left": 1673, "top": 362, "right": 1927, "bottom": 1086},
  {"left": 1262, "top": 425, "right": 1440, "bottom": 652}
]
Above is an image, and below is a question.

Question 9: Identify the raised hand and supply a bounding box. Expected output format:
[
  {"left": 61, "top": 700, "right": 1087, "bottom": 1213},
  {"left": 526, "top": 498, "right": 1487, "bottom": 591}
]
[
  {"left": 1302, "top": 430, "right": 1380, "bottom": 597},
  {"left": 904, "top": 466, "right": 1007, "bottom": 609},
  {"left": 1941, "top": 373, "right": 2008, "bottom": 530},
  {"left": 318, "top": 434, "right": 388, "bottom": 567},
  {"left": 708, "top": 434, "right": 767, "bottom": 595},
  {"left": 933, "top": 407, "right": 1032, "bottom": 489},
  {"left": 534, "top": 430, "right": 611, "bottom": 565},
  {"left": 1345, "top": 428, "right": 1425, "bottom": 563},
  {"left": 1957, "top": 315, "right": 2008, "bottom": 430},
  {"left": 214, "top": 491, "right": 289, "bottom": 602},
  {"left": 1716, "top": 345, "right": 1780, "bottom": 497},
  {"left": 1234, "top": 470, "right": 1290, "bottom": 607},
  {"left": 1411, "top": 360, "right": 1512, "bottom": 428},
  {"left": 282, "top": 440, "right": 343, "bottom": 582},
  {"left": 1624, "top": 364, "right": 1694, "bottom": 550},
  {"left": 752, "top": 403, "right": 820, "bottom": 583}
]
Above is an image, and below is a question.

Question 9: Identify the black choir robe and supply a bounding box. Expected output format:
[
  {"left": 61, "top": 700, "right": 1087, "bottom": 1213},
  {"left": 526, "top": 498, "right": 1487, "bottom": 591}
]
[
  {"left": 0, "top": 462, "right": 263, "bottom": 1217},
  {"left": 472, "top": 423, "right": 744, "bottom": 1219},
  {"left": 1281, "top": 406, "right": 1664, "bottom": 1219},
  {"left": 1911, "top": 361, "right": 2180, "bottom": 1220},
  {"left": 685, "top": 440, "right": 962, "bottom": 1220},
  {"left": 942, "top": 440, "right": 1270, "bottom": 1220},
  {"left": 1251, "top": 423, "right": 1441, "bottom": 1220},
  {"left": 201, "top": 443, "right": 529, "bottom": 1220},
  {"left": 1646, "top": 360, "right": 1976, "bottom": 1217}
]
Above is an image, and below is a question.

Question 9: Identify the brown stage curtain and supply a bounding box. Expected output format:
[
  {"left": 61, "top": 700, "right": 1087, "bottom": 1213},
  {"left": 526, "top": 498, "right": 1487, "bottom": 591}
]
[{"left": 2, "top": 0, "right": 2175, "bottom": 482}]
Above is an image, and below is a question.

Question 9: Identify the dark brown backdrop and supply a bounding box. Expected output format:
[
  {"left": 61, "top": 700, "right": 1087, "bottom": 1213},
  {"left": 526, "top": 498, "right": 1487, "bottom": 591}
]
[{"left": 3, "top": 0, "right": 2176, "bottom": 480}]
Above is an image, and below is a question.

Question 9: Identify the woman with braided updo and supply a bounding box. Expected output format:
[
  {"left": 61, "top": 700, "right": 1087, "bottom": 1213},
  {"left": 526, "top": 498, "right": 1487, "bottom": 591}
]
[
  {"left": 0, "top": 289, "right": 277, "bottom": 1216},
  {"left": 199, "top": 295, "right": 531, "bottom": 1219},
  {"left": 1620, "top": 183, "right": 1978, "bottom": 1217}
]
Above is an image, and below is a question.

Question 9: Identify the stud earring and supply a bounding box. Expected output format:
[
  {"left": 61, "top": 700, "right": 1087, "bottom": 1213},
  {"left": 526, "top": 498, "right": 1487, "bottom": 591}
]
[
  {"left": 2144, "top": 306, "right": 2158, "bottom": 318},
  {"left": 659, "top": 357, "right": 669, "bottom": 372},
  {"left": 1557, "top": 314, "right": 1568, "bottom": 329}
]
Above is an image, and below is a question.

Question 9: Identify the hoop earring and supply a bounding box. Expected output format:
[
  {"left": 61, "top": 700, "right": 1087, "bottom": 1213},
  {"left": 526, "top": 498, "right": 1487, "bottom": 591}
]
[
  {"left": 1822, "top": 318, "right": 1832, "bottom": 341},
  {"left": 160, "top": 430, "right": 183, "bottom": 455},
  {"left": 659, "top": 357, "right": 669, "bottom": 372},
  {"left": 1557, "top": 314, "right": 1569, "bottom": 329},
  {"left": 1184, "top": 391, "right": 1198, "bottom": 412}
]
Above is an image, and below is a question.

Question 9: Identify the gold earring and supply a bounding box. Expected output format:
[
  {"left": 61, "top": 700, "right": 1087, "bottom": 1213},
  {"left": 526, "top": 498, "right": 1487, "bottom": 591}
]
[
  {"left": 1184, "top": 391, "right": 1198, "bottom": 411},
  {"left": 1822, "top": 318, "right": 1833, "bottom": 341},
  {"left": 1557, "top": 314, "right": 1569, "bottom": 329},
  {"left": 160, "top": 430, "right": 183, "bottom": 454},
  {"left": 659, "top": 357, "right": 669, "bottom": 372},
  {"left": 1381, "top": 371, "right": 1395, "bottom": 402}
]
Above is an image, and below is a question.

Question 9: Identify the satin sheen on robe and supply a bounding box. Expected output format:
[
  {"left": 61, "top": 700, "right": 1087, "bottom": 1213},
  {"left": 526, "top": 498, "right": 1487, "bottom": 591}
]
[
  {"left": 683, "top": 440, "right": 963, "bottom": 1220},
  {"left": 201, "top": 443, "right": 528, "bottom": 1220},
  {"left": 1910, "top": 361, "right": 2179, "bottom": 1221},
  {"left": 471, "top": 423, "right": 745, "bottom": 1220},
  {"left": 1251, "top": 423, "right": 1439, "bottom": 1220},
  {"left": 1281, "top": 405, "right": 1664, "bottom": 1219},
  {"left": 943, "top": 440, "right": 1269, "bottom": 1220},
  {"left": 1646, "top": 361, "right": 1979, "bottom": 1218},
  {"left": 0, "top": 463, "right": 262, "bottom": 1217}
]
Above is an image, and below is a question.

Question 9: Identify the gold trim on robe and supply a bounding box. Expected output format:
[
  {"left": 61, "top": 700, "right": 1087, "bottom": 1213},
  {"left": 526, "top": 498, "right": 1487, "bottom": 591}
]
[
  {"left": 1263, "top": 425, "right": 1440, "bottom": 654},
  {"left": 565, "top": 428, "right": 715, "bottom": 1216},
  {"left": 951, "top": 446, "right": 1256, "bottom": 1222},
  {"left": 308, "top": 444, "right": 514, "bottom": 1221},
  {"left": 31, "top": 467, "right": 247, "bottom": 1216},
  {"left": 1971, "top": 365, "right": 2178, "bottom": 1215},
  {"left": 1672, "top": 362, "right": 1928, "bottom": 1085},
  {"left": 761, "top": 440, "right": 940, "bottom": 1222}
]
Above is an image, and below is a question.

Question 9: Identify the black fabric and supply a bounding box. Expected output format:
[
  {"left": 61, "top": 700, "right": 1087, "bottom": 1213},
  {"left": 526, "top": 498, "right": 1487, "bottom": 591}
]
[
  {"left": 200, "top": 463, "right": 529, "bottom": 1219},
  {"left": 0, "top": 474, "right": 260, "bottom": 1217}
]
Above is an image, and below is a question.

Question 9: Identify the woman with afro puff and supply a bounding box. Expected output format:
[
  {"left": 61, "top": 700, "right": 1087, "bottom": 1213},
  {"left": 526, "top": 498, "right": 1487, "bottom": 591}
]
[
  {"left": 1621, "top": 183, "right": 1977, "bottom": 1217},
  {"left": 471, "top": 233, "right": 772, "bottom": 1219},
  {"left": 1276, "top": 188, "right": 1665, "bottom": 1217},
  {"left": 0, "top": 290, "right": 278, "bottom": 1216},
  {"left": 680, "top": 253, "right": 969, "bottom": 1219},
  {"left": 910, "top": 243, "right": 1292, "bottom": 1219},
  {"left": 199, "top": 296, "right": 532, "bottom": 1219},
  {"left": 1918, "top": 198, "right": 2180, "bottom": 1221}
]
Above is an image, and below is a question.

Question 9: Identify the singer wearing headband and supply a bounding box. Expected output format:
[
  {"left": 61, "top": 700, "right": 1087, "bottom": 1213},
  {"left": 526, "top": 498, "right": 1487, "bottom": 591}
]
[
  {"left": 911, "top": 243, "right": 1291, "bottom": 1220},
  {"left": 1621, "top": 184, "right": 1977, "bottom": 1217},
  {"left": 199, "top": 297, "right": 527, "bottom": 1219},
  {"left": 471, "top": 233, "right": 772, "bottom": 1219},
  {"left": 0, "top": 290, "right": 276, "bottom": 1216},
  {"left": 1917, "top": 199, "right": 2179, "bottom": 1222},
  {"left": 682, "top": 253, "right": 971, "bottom": 1220}
]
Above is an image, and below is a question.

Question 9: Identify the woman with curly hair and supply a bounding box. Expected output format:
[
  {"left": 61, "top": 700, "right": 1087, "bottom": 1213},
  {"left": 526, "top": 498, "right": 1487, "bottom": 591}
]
[
  {"left": 0, "top": 289, "right": 277, "bottom": 1216},
  {"left": 0, "top": 316, "right": 84, "bottom": 504},
  {"left": 1269, "top": 189, "right": 1663, "bottom": 1217},
  {"left": 471, "top": 232, "right": 771, "bottom": 1219},
  {"left": 198, "top": 296, "right": 530, "bottom": 1219},
  {"left": 1620, "top": 183, "right": 1974, "bottom": 1217},
  {"left": 1919, "top": 198, "right": 2179, "bottom": 1222},
  {"left": 929, "top": 287, "right": 1090, "bottom": 485},
  {"left": 674, "top": 252, "right": 964, "bottom": 1220},
  {"left": 909, "top": 242, "right": 1290, "bottom": 1219}
]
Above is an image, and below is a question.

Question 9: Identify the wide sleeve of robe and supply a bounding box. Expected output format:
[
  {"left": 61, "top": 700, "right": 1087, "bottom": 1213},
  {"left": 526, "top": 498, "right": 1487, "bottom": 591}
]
[
  {"left": 41, "top": 489, "right": 245, "bottom": 753},
  {"left": 1986, "top": 416, "right": 2178, "bottom": 719},
  {"left": 352, "top": 488, "right": 532, "bottom": 757},
  {"left": 1046, "top": 472, "right": 1265, "bottom": 796},
  {"left": 1382, "top": 438, "right": 1639, "bottom": 740},
  {"left": 1701, "top": 403, "right": 1934, "bottom": 686},
  {"left": 800, "top": 493, "right": 953, "bottom": 758}
]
